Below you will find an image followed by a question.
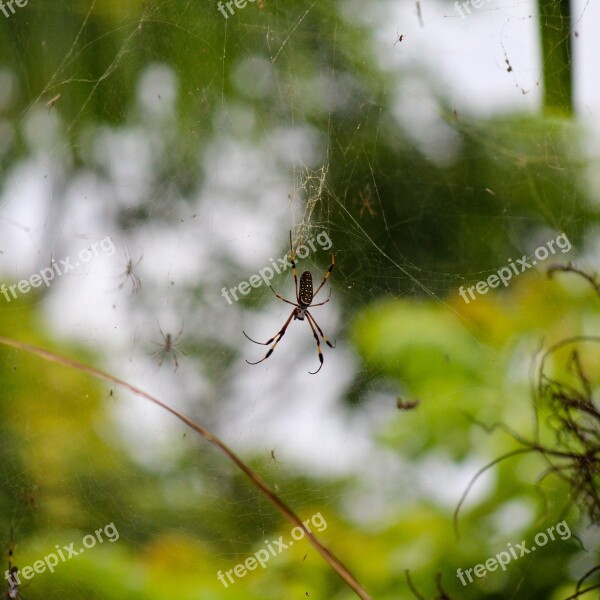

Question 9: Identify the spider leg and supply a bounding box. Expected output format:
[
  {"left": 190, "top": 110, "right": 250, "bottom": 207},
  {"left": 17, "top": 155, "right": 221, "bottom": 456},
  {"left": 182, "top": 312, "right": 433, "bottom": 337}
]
[
  {"left": 156, "top": 349, "right": 166, "bottom": 368},
  {"left": 268, "top": 286, "right": 298, "bottom": 307},
  {"left": 306, "top": 311, "right": 336, "bottom": 348},
  {"left": 289, "top": 231, "right": 299, "bottom": 303},
  {"left": 118, "top": 272, "right": 140, "bottom": 291},
  {"left": 243, "top": 309, "right": 296, "bottom": 345},
  {"left": 118, "top": 249, "right": 143, "bottom": 292},
  {"left": 311, "top": 253, "right": 335, "bottom": 300},
  {"left": 244, "top": 310, "right": 295, "bottom": 364},
  {"left": 308, "top": 298, "right": 330, "bottom": 307},
  {"left": 306, "top": 314, "right": 325, "bottom": 374},
  {"left": 173, "top": 321, "right": 185, "bottom": 343},
  {"left": 169, "top": 324, "right": 187, "bottom": 359},
  {"left": 308, "top": 288, "right": 332, "bottom": 307},
  {"left": 156, "top": 320, "right": 167, "bottom": 342}
]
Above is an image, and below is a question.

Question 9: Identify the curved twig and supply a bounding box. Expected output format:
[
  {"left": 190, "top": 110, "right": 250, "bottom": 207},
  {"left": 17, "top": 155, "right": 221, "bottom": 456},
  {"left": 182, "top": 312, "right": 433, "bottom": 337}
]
[
  {"left": 563, "top": 582, "right": 600, "bottom": 600},
  {"left": 405, "top": 570, "right": 426, "bottom": 600},
  {"left": 547, "top": 263, "right": 600, "bottom": 300},
  {"left": 575, "top": 565, "right": 600, "bottom": 593},
  {"left": 453, "top": 448, "right": 534, "bottom": 538},
  {"left": 0, "top": 336, "right": 373, "bottom": 600},
  {"left": 537, "top": 336, "right": 600, "bottom": 397},
  {"left": 404, "top": 570, "right": 452, "bottom": 600},
  {"left": 434, "top": 573, "right": 452, "bottom": 599}
]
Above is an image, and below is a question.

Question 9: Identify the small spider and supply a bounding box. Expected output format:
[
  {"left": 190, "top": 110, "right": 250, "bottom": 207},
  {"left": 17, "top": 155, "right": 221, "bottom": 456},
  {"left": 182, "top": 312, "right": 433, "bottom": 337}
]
[
  {"left": 118, "top": 247, "right": 143, "bottom": 294},
  {"left": 268, "top": 448, "right": 281, "bottom": 468},
  {"left": 3, "top": 528, "right": 19, "bottom": 600},
  {"left": 357, "top": 187, "right": 376, "bottom": 219},
  {"left": 244, "top": 232, "right": 335, "bottom": 374},
  {"left": 19, "top": 485, "right": 38, "bottom": 511},
  {"left": 45, "top": 93, "right": 61, "bottom": 112},
  {"left": 393, "top": 30, "right": 405, "bottom": 46},
  {"left": 151, "top": 321, "right": 186, "bottom": 371}
]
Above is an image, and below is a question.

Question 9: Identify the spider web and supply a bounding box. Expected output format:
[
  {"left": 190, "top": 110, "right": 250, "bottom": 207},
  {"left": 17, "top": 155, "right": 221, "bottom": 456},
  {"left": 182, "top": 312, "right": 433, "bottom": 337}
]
[{"left": 0, "top": 0, "right": 599, "bottom": 598}]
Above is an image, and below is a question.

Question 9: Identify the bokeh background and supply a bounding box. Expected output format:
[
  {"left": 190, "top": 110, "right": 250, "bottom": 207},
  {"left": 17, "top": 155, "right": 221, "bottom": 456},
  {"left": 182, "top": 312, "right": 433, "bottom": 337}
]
[{"left": 0, "top": 0, "right": 599, "bottom": 598}]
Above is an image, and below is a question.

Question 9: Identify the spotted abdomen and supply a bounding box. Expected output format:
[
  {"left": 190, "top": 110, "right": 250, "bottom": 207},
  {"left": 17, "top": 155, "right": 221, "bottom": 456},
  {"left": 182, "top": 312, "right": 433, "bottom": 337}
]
[{"left": 299, "top": 271, "right": 313, "bottom": 305}]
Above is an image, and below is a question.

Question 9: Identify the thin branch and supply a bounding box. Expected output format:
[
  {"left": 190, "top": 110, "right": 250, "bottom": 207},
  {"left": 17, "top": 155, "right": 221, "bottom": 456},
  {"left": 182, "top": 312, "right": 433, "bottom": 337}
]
[
  {"left": 0, "top": 336, "right": 373, "bottom": 600},
  {"left": 405, "top": 570, "right": 426, "bottom": 600},
  {"left": 453, "top": 448, "right": 534, "bottom": 538},
  {"left": 464, "top": 415, "right": 589, "bottom": 460},
  {"left": 563, "top": 583, "right": 600, "bottom": 600},
  {"left": 404, "top": 571, "right": 453, "bottom": 600},
  {"left": 434, "top": 573, "right": 452, "bottom": 599},
  {"left": 548, "top": 263, "right": 600, "bottom": 300},
  {"left": 537, "top": 336, "right": 600, "bottom": 403},
  {"left": 576, "top": 565, "right": 600, "bottom": 593}
]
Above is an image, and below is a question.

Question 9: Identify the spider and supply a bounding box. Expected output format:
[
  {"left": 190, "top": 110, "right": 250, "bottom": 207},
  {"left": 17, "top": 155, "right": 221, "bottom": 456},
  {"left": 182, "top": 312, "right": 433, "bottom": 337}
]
[
  {"left": 267, "top": 448, "right": 281, "bottom": 468},
  {"left": 357, "top": 187, "right": 377, "bottom": 219},
  {"left": 243, "top": 231, "right": 335, "bottom": 374},
  {"left": 3, "top": 528, "right": 19, "bottom": 600},
  {"left": 45, "top": 93, "right": 61, "bottom": 112},
  {"left": 118, "top": 247, "right": 143, "bottom": 294},
  {"left": 151, "top": 321, "right": 186, "bottom": 371},
  {"left": 19, "top": 485, "right": 38, "bottom": 511}
]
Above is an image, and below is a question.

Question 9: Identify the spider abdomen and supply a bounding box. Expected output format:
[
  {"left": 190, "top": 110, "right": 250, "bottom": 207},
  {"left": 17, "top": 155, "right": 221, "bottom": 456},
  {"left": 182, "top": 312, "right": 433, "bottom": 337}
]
[{"left": 299, "top": 271, "right": 313, "bottom": 305}]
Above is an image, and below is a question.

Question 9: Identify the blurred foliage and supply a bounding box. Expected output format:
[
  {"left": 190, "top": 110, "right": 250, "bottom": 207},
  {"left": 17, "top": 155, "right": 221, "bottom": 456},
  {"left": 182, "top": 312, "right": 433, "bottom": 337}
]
[
  {"left": 0, "top": 0, "right": 598, "bottom": 599},
  {"left": 1, "top": 255, "right": 597, "bottom": 599},
  {"left": 351, "top": 267, "right": 599, "bottom": 599}
]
